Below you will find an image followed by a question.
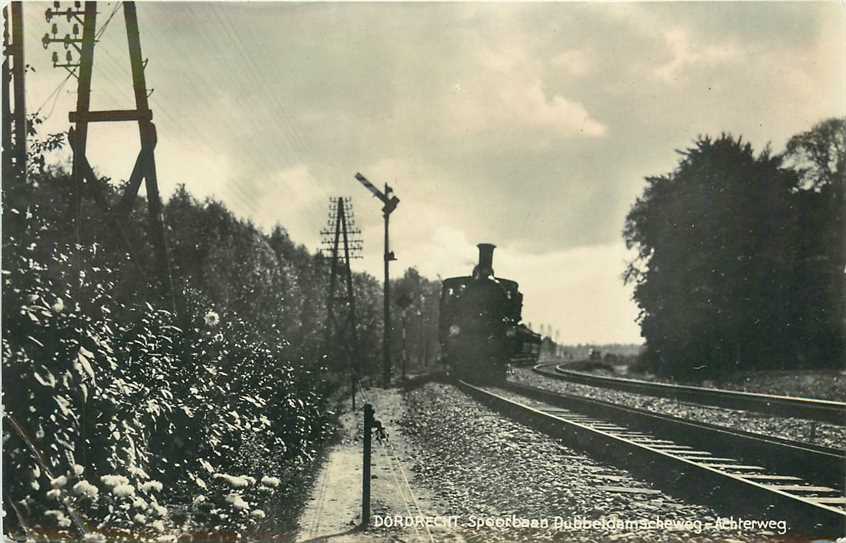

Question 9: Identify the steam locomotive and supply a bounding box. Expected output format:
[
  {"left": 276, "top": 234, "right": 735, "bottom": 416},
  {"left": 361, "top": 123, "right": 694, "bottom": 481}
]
[{"left": 438, "top": 243, "right": 541, "bottom": 381}]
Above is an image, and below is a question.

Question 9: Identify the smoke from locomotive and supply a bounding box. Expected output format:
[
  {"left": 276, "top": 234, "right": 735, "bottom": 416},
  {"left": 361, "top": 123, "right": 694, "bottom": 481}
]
[{"left": 439, "top": 243, "right": 541, "bottom": 381}]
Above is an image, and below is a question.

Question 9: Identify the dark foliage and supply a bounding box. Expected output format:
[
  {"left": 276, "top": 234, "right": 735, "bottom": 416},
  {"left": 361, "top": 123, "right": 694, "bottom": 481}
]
[{"left": 624, "top": 120, "right": 844, "bottom": 379}]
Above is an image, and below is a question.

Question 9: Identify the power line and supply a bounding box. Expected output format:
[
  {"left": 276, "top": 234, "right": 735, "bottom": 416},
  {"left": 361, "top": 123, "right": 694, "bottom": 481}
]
[{"left": 95, "top": 2, "right": 121, "bottom": 40}]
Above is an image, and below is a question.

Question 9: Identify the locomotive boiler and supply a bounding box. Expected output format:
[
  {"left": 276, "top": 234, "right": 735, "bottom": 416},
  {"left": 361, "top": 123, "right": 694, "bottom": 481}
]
[{"left": 438, "top": 243, "right": 540, "bottom": 381}]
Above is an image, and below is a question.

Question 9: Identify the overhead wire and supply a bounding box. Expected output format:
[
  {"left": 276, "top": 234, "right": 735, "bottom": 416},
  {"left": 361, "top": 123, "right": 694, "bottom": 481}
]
[
  {"left": 201, "top": 4, "right": 301, "bottom": 203},
  {"left": 208, "top": 3, "right": 305, "bottom": 155},
  {"left": 88, "top": 5, "right": 260, "bottom": 213},
  {"left": 26, "top": 2, "right": 316, "bottom": 226},
  {"left": 95, "top": 1, "right": 121, "bottom": 40},
  {"left": 139, "top": 1, "right": 294, "bottom": 213}
]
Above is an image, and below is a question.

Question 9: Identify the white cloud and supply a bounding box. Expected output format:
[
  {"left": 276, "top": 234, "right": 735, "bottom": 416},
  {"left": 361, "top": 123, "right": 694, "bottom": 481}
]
[
  {"left": 494, "top": 242, "right": 641, "bottom": 344},
  {"left": 250, "top": 164, "right": 330, "bottom": 243},
  {"left": 447, "top": 44, "right": 607, "bottom": 139},
  {"left": 654, "top": 27, "right": 742, "bottom": 84},
  {"left": 551, "top": 48, "right": 595, "bottom": 78}
]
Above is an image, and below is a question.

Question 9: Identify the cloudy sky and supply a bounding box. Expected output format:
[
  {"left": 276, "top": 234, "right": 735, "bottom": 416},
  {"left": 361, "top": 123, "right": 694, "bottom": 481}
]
[{"left": 21, "top": 2, "right": 846, "bottom": 344}]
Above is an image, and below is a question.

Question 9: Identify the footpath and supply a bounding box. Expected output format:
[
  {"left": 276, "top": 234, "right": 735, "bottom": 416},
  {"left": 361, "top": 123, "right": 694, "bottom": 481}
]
[{"left": 294, "top": 387, "right": 464, "bottom": 543}]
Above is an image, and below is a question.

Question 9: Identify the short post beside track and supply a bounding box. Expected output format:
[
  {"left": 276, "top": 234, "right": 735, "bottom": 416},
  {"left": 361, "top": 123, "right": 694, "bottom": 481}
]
[{"left": 362, "top": 403, "right": 374, "bottom": 528}]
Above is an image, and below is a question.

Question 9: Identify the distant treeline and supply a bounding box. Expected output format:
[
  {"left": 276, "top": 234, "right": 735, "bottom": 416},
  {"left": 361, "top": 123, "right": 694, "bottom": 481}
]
[
  {"left": 623, "top": 118, "right": 844, "bottom": 379},
  {"left": 544, "top": 343, "right": 643, "bottom": 361}
]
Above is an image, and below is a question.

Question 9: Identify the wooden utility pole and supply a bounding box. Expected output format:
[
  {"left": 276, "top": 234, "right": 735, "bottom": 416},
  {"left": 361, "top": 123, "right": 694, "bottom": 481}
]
[
  {"left": 70, "top": 1, "right": 96, "bottom": 242},
  {"left": 3, "top": 6, "right": 14, "bottom": 182},
  {"left": 10, "top": 1, "right": 24, "bottom": 178},
  {"left": 3, "top": 2, "right": 26, "bottom": 183},
  {"left": 123, "top": 1, "right": 175, "bottom": 308},
  {"left": 44, "top": 1, "right": 176, "bottom": 314}
]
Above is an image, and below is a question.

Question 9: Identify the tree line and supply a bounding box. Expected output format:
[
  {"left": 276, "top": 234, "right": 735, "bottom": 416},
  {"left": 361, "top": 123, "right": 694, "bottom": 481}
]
[{"left": 623, "top": 117, "right": 844, "bottom": 380}]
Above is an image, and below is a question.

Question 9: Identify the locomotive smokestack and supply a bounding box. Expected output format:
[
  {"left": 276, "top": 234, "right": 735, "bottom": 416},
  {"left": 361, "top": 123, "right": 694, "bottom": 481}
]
[{"left": 474, "top": 243, "right": 496, "bottom": 278}]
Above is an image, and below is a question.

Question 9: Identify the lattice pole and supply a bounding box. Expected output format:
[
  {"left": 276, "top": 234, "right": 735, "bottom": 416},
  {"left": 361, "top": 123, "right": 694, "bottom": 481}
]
[{"left": 321, "top": 197, "right": 363, "bottom": 406}]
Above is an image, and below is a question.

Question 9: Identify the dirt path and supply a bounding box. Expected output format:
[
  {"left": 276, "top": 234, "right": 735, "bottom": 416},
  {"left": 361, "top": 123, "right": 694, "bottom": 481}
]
[{"left": 295, "top": 388, "right": 465, "bottom": 543}]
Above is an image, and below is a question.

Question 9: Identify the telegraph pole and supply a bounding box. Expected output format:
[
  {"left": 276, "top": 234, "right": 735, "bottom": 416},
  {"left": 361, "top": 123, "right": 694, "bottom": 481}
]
[
  {"left": 71, "top": 1, "right": 96, "bottom": 242},
  {"left": 3, "top": 6, "right": 14, "bottom": 181},
  {"left": 321, "top": 197, "right": 363, "bottom": 406},
  {"left": 43, "top": 1, "right": 176, "bottom": 315},
  {"left": 3, "top": 2, "right": 26, "bottom": 183},
  {"left": 354, "top": 173, "right": 399, "bottom": 387},
  {"left": 10, "top": 1, "right": 24, "bottom": 178}
]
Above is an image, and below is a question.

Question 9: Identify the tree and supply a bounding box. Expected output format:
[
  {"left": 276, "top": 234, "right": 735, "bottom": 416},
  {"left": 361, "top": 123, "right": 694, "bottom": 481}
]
[
  {"left": 624, "top": 134, "right": 800, "bottom": 378},
  {"left": 784, "top": 117, "right": 845, "bottom": 190},
  {"left": 782, "top": 117, "right": 845, "bottom": 365}
]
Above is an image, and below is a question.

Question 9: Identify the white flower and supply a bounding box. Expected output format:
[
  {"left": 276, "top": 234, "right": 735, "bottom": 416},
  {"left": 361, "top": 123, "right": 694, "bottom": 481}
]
[
  {"left": 83, "top": 533, "right": 106, "bottom": 543},
  {"left": 141, "top": 480, "right": 163, "bottom": 493},
  {"left": 212, "top": 473, "right": 250, "bottom": 489},
  {"left": 260, "top": 476, "right": 280, "bottom": 488},
  {"left": 154, "top": 531, "right": 173, "bottom": 541},
  {"left": 192, "top": 495, "right": 206, "bottom": 505},
  {"left": 50, "top": 475, "right": 68, "bottom": 489},
  {"left": 52, "top": 298, "right": 64, "bottom": 314},
  {"left": 71, "top": 464, "right": 84, "bottom": 476},
  {"left": 100, "top": 475, "right": 129, "bottom": 487},
  {"left": 204, "top": 310, "right": 220, "bottom": 327},
  {"left": 46, "top": 489, "right": 62, "bottom": 500},
  {"left": 73, "top": 480, "right": 99, "bottom": 498},
  {"left": 152, "top": 504, "right": 167, "bottom": 517},
  {"left": 112, "top": 484, "right": 135, "bottom": 497},
  {"left": 128, "top": 466, "right": 149, "bottom": 479},
  {"left": 46, "top": 510, "right": 72, "bottom": 528},
  {"left": 133, "top": 513, "right": 147, "bottom": 524},
  {"left": 251, "top": 509, "right": 266, "bottom": 519},
  {"left": 132, "top": 497, "right": 148, "bottom": 509},
  {"left": 225, "top": 493, "right": 249, "bottom": 511}
]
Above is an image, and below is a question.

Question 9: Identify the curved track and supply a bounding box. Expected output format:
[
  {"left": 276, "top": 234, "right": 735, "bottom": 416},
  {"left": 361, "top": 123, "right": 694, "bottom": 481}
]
[
  {"left": 456, "top": 378, "right": 846, "bottom": 536},
  {"left": 533, "top": 363, "right": 846, "bottom": 425}
]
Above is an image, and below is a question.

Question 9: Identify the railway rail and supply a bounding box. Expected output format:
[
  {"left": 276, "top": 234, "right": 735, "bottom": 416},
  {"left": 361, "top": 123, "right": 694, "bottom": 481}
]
[
  {"left": 455, "top": 378, "right": 846, "bottom": 536},
  {"left": 533, "top": 363, "right": 846, "bottom": 425}
]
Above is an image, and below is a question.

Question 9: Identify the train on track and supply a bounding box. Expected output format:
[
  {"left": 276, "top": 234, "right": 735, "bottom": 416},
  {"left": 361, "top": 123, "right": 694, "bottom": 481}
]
[{"left": 438, "top": 243, "right": 541, "bottom": 381}]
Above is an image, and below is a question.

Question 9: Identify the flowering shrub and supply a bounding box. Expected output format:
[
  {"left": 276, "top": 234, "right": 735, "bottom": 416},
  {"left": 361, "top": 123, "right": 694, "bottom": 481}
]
[{"left": 2, "top": 144, "right": 335, "bottom": 540}]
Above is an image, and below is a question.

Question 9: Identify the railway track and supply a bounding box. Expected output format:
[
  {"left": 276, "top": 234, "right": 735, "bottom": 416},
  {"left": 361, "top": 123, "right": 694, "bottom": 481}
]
[
  {"left": 533, "top": 363, "right": 846, "bottom": 425},
  {"left": 455, "top": 378, "right": 846, "bottom": 536}
]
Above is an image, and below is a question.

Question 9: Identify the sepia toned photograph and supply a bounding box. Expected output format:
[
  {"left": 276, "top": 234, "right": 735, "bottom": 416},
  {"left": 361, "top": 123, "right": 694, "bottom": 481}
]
[{"left": 1, "top": 1, "right": 844, "bottom": 541}]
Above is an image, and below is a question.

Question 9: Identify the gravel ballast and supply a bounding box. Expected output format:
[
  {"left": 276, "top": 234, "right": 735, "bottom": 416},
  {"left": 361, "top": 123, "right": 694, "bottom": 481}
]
[
  {"left": 511, "top": 368, "right": 845, "bottom": 451},
  {"left": 399, "top": 382, "right": 776, "bottom": 542},
  {"left": 621, "top": 369, "right": 846, "bottom": 402}
]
